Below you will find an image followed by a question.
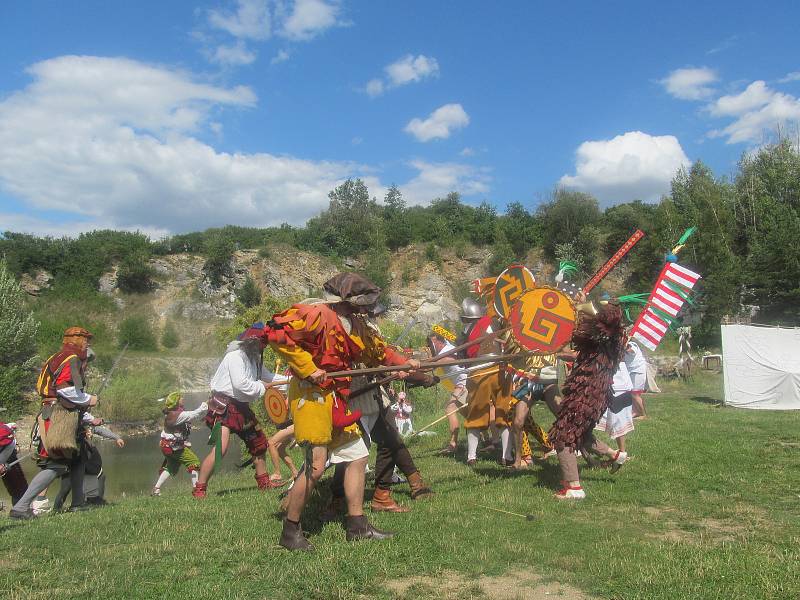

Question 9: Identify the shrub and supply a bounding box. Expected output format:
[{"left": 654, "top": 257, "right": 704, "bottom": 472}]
[
  {"left": 100, "top": 366, "right": 177, "bottom": 422},
  {"left": 425, "top": 243, "right": 442, "bottom": 269},
  {"left": 161, "top": 321, "right": 179, "bottom": 349},
  {"left": 0, "top": 260, "right": 39, "bottom": 413},
  {"left": 237, "top": 275, "right": 262, "bottom": 308},
  {"left": 117, "top": 252, "right": 155, "bottom": 293},
  {"left": 117, "top": 315, "right": 157, "bottom": 351},
  {"left": 202, "top": 236, "right": 234, "bottom": 287}
]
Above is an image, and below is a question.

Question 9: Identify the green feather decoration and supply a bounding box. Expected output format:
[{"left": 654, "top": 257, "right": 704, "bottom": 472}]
[{"left": 676, "top": 226, "right": 697, "bottom": 246}]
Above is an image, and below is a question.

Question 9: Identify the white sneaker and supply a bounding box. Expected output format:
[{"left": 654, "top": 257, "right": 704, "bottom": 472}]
[
  {"left": 554, "top": 485, "right": 586, "bottom": 500},
  {"left": 611, "top": 451, "right": 628, "bottom": 473},
  {"left": 151, "top": 488, "right": 161, "bottom": 497},
  {"left": 31, "top": 497, "right": 51, "bottom": 515}
]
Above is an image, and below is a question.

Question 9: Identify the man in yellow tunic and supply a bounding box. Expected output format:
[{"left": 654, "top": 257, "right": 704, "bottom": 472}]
[{"left": 267, "top": 273, "right": 419, "bottom": 551}]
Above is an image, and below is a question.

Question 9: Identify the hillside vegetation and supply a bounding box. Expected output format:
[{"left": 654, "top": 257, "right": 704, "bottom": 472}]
[{"left": 1, "top": 139, "right": 799, "bottom": 415}]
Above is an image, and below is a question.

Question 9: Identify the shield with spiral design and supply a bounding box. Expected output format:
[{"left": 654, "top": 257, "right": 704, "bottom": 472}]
[
  {"left": 493, "top": 265, "right": 536, "bottom": 319},
  {"left": 509, "top": 287, "right": 576, "bottom": 354}
]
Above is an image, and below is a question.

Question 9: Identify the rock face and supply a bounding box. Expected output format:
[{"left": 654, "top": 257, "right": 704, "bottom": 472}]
[
  {"left": 19, "top": 270, "right": 53, "bottom": 296},
  {"left": 385, "top": 246, "right": 491, "bottom": 327},
  {"left": 90, "top": 244, "right": 492, "bottom": 347}
]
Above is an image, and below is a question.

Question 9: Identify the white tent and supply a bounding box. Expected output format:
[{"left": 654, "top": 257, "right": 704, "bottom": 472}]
[{"left": 721, "top": 324, "right": 800, "bottom": 410}]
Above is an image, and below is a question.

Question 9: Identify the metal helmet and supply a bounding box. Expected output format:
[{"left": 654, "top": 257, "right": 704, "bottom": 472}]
[{"left": 460, "top": 298, "right": 485, "bottom": 321}]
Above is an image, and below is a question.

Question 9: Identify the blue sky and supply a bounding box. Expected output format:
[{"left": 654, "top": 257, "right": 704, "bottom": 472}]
[{"left": 1, "top": 1, "right": 799, "bottom": 236}]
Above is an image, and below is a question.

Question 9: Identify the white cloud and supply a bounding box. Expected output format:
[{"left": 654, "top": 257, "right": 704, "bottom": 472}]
[
  {"left": 660, "top": 67, "right": 718, "bottom": 100},
  {"left": 210, "top": 40, "right": 257, "bottom": 66},
  {"left": 208, "top": 0, "right": 271, "bottom": 41},
  {"left": 365, "top": 78, "right": 384, "bottom": 97},
  {"left": 0, "top": 56, "right": 361, "bottom": 233},
  {"left": 364, "top": 54, "right": 439, "bottom": 97},
  {"left": 404, "top": 103, "right": 470, "bottom": 142},
  {"left": 0, "top": 56, "right": 490, "bottom": 234},
  {"left": 386, "top": 54, "right": 439, "bottom": 86},
  {"left": 559, "top": 131, "right": 690, "bottom": 205},
  {"left": 279, "top": 0, "right": 344, "bottom": 41},
  {"left": 705, "top": 81, "right": 800, "bottom": 144},
  {"left": 0, "top": 212, "right": 170, "bottom": 240},
  {"left": 270, "top": 49, "right": 290, "bottom": 65},
  {"left": 459, "top": 147, "right": 475, "bottom": 157},
  {"left": 400, "top": 160, "right": 490, "bottom": 205},
  {"left": 708, "top": 81, "right": 773, "bottom": 117},
  {"left": 778, "top": 71, "right": 800, "bottom": 84}
]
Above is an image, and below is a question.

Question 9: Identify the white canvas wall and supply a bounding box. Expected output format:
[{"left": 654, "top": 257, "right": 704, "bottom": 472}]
[{"left": 721, "top": 324, "right": 800, "bottom": 410}]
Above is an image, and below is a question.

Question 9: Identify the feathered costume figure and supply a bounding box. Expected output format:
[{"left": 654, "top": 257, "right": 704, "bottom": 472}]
[{"left": 549, "top": 302, "right": 627, "bottom": 451}]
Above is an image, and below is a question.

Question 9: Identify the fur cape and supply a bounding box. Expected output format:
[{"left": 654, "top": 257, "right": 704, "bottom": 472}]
[{"left": 548, "top": 303, "right": 627, "bottom": 451}]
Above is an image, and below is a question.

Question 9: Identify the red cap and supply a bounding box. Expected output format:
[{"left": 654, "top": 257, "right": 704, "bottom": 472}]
[{"left": 0, "top": 423, "right": 14, "bottom": 447}]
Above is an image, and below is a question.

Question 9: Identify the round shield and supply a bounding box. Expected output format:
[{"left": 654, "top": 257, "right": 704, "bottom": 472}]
[
  {"left": 264, "top": 388, "right": 289, "bottom": 425},
  {"left": 493, "top": 265, "right": 536, "bottom": 319},
  {"left": 433, "top": 367, "right": 455, "bottom": 393},
  {"left": 509, "top": 287, "right": 576, "bottom": 354}
]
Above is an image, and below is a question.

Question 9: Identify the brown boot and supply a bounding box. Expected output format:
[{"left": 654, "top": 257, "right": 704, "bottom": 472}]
[
  {"left": 371, "top": 488, "right": 410, "bottom": 513},
  {"left": 279, "top": 519, "right": 314, "bottom": 552},
  {"left": 345, "top": 514, "right": 394, "bottom": 542},
  {"left": 320, "top": 495, "right": 346, "bottom": 523},
  {"left": 408, "top": 471, "right": 434, "bottom": 499}
]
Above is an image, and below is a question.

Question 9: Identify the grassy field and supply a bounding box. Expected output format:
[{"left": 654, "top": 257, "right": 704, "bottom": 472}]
[{"left": 2, "top": 372, "right": 799, "bottom": 600}]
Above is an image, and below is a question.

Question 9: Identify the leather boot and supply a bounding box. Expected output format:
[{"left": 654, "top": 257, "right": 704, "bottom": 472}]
[
  {"left": 320, "top": 495, "right": 346, "bottom": 523},
  {"left": 191, "top": 482, "right": 207, "bottom": 499},
  {"left": 408, "top": 471, "right": 434, "bottom": 499},
  {"left": 255, "top": 473, "right": 271, "bottom": 490},
  {"left": 279, "top": 519, "right": 314, "bottom": 552},
  {"left": 371, "top": 488, "right": 410, "bottom": 513},
  {"left": 345, "top": 514, "right": 394, "bottom": 542}
]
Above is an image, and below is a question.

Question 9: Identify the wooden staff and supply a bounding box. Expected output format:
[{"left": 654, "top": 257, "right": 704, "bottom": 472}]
[
  {"left": 582, "top": 229, "right": 644, "bottom": 294},
  {"left": 323, "top": 353, "right": 522, "bottom": 379},
  {"left": 3, "top": 452, "right": 32, "bottom": 471}
]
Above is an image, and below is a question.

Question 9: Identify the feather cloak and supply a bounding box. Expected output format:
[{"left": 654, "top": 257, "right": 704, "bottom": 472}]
[{"left": 549, "top": 303, "right": 627, "bottom": 451}]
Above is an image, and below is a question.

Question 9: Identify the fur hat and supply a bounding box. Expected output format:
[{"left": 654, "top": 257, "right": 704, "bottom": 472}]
[{"left": 322, "top": 273, "right": 381, "bottom": 307}]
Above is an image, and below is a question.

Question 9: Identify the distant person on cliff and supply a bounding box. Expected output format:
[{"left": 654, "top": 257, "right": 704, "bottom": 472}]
[
  {"left": 193, "top": 328, "right": 273, "bottom": 498},
  {"left": 151, "top": 391, "right": 208, "bottom": 496},
  {"left": 266, "top": 273, "right": 420, "bottom": 551},
  {"left": 11, "top": 327, "right": 98, "bottom": 519}
]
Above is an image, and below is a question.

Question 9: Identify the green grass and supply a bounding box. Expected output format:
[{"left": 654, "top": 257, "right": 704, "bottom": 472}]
[{"left": 2, "top": 373, "right": 799, "bottom": 600}]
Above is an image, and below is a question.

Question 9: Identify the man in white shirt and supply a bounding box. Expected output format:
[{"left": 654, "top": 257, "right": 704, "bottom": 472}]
[
  {"left": 193, "top": 326, "right": 272, "bottom": 498},
  {"left": 428, "top": 334, "right": 468, "bottom": 456}
]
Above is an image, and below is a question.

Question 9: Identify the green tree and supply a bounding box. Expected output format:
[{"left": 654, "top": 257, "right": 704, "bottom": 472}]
[
  {"left": 499, "top": 202, "right": 541, "bottom": 258},
  {"left": 537, "top": 189, "right": 601, "bottom": 257},
  {"left": 383, "top": 185, "right": 412, "bottom": 250},
  {"left": 0, "top": 260, "right": 39, "bottom": 412},
  {"left": 117, "top": 252, "right": 155, "bottom": 293},
  {"left": 486, "top": 228, "right": 516, "bottom": 276},
  {"left": 237, "top": 275, "right": 262, "bottom": 308},
  {"left": 203, "top": 236, "right": 234, "bottom": 287}
]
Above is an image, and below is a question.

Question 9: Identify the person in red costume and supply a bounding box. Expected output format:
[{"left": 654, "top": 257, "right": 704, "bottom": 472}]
[{"left": 267, "top": 273, "right": 420, "bottom": 551}]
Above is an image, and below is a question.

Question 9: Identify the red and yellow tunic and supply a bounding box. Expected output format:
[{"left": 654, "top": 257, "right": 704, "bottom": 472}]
[{"left": 268, "top": 303, "right": 406, "bottom": 446}]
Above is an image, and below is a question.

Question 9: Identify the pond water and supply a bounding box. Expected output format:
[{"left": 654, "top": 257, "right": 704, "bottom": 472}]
[{"left": 1, "top": 398, "right": 244, "bottom": 506}]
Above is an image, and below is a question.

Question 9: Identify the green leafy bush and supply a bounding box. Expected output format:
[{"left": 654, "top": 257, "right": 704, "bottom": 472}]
[
  {"left": 0, "top": 260, "right": 39, "bottom": 413},
  {"left": 161, "top": 321, "right": 179, "bottom": 349},
  {"left": 100, "top": 366, "right": 177, "bottom": 422},
  {"left": 118, "top": 315, "right": 157, "bottom": 351},
  {"left": 117, "top": 252, "right": 155, "bottom": 293},
  {"left": 237, "top": 275, "right": 262, "bottom": 308}
]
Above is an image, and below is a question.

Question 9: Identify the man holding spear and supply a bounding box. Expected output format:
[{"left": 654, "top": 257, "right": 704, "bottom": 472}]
[{"left": 266, "top": 273, "right": 421, "bottom": 551}]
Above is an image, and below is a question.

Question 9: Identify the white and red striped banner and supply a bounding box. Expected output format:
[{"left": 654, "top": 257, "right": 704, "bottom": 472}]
[{"left": 630, "top": 262, "right": 701, "bottom": 351}]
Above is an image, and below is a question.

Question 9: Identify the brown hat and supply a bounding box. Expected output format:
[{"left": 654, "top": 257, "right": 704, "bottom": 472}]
[
  {"left": 323, "top": 273, "right": 381, "bottom": 307},
  {"left": 62, "top": 326, "right": 93, "bottom": 354}
]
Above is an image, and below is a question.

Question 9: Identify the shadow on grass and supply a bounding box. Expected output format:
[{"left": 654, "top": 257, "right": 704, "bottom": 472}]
[{"left": 691, "top": 396, "right": 722, "bottom": 406}]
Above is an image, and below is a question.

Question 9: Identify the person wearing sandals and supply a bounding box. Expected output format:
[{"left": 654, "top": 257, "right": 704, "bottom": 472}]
[
  {"left": 428, "top": 333, "right": 468, "bottom": 457},
  {"left": 265, "top": 366, "right": 297, "bottom": 486},
  {"left": 152, "top": 391, "right": 207, "bottom": 496}
]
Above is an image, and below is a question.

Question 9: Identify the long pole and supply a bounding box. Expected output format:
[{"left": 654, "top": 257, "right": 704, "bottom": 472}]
[
  {"left": 582, "top": 229, "right": 644, "bottom": 294},
  {"left": 94, "top": 343, "right": 129, "bottom": 396},
  {"left": 324, "top": 352, "right": 523, "bottom": 379},
  {"left": 2, "top": 452, "right": 31, "bottom": 472}
]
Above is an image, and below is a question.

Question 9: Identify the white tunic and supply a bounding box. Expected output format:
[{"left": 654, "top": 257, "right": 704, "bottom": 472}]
[{"left": 209, "top": 341, "right": 265, "bottom": 403}]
